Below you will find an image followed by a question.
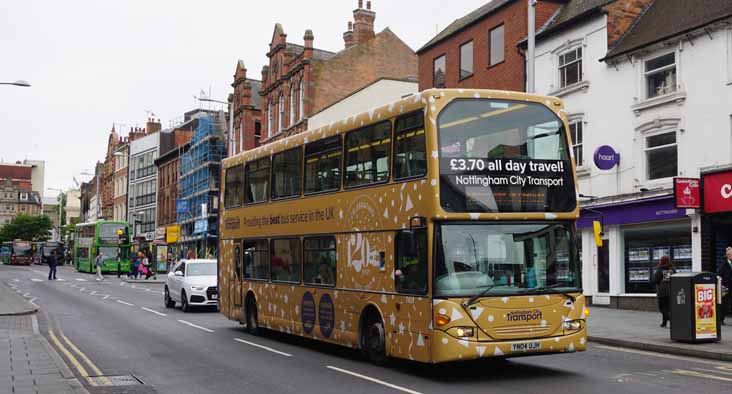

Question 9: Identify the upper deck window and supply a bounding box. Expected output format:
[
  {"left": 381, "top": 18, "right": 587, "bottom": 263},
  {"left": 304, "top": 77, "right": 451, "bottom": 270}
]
[
  {"left": 394, "top": 111, "right": 426, "bottom": 180},
  {"left": 224, "top": 164, "right": 245, "bottom": 208},
  {"left": 344, "top": 121, "right": 391, "bottom": 188},
  {"left": 245, "top": 157, "right": 270, "bottom": 204},
  {"left": 304, "top": 135, "right": 341, "bottom": 194},
  {"left": 272, "top": 147, "right": 302, "bottom": 199},
  {"left": 438, "top": 99, "right": 575, "bottom": 213}
]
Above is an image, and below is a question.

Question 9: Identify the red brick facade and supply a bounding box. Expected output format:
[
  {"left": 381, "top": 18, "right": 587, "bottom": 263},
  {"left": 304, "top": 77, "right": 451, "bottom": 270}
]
[
  {"left": 156, "top": 128, "right": 192, "bottom": 227},
  {"left": 604, "top": 0, "right": 655, "bottom": 48},
  {"left": 255, "top": 1, "right": 417, "bottom": 145},
  {"left": 102, "top": 127, "right": 120, "bottom": 220},
  {"left": 417, "top": 0, "right": 562, "bottom": 91},
  {"left": 229, "top": 61, "right": 262, "bottom": 156}
]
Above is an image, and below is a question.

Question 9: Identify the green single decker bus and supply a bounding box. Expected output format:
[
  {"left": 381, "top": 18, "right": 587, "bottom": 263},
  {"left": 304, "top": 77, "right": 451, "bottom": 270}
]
[{"left": 74, "top": 221, "right": 131, "bottom": 273}]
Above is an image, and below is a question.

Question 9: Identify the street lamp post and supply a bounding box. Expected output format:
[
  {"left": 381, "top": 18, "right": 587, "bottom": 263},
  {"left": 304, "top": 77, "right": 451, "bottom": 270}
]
[
  {"left": 47, "top": 188, "right": 65, "bottom": 242},
  {"left": 0, "top": 80, "right": 31, "bottom": 87}
]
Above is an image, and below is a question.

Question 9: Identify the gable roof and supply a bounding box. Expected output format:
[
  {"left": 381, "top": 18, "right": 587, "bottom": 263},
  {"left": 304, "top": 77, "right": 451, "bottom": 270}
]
[
  {"left": 417, "top": 0, "right": 514, "bottom": 54},
  {"left": 284, "top": 43, "right": 335, "bottom": 61},
  {"left": 604, "top": 0, "right": 732, "bottom": 60},
  {"left": 537, "top": 0, "right": 612, "bottom": 37}
]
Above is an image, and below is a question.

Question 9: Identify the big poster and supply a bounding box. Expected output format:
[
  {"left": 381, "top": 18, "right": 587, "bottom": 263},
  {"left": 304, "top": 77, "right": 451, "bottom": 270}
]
[{"left": 694, "top": 284, "right": 717, "bottom": 339}]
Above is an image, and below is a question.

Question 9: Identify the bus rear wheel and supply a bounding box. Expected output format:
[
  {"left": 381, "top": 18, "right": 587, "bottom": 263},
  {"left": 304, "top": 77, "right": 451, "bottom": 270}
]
[
  {"left": 363, "top": 318, "right": 387, "bottom": 365},
  {"left": 246, "top": 298, "right": 260, "bottom": 335}
]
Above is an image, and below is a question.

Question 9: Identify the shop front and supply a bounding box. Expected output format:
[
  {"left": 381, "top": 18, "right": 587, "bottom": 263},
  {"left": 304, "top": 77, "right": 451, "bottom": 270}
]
[
  {"left": 578, "top": 195, "right": 693, "bottom": 310},
  {"left": 701, "top": 169, "right": 732, "bottom": 274}
]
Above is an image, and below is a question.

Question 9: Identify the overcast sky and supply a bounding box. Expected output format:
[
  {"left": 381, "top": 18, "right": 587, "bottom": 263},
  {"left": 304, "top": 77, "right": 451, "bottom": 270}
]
[{"left": 1, "top": 0, "right": 489, "bottom": 196}]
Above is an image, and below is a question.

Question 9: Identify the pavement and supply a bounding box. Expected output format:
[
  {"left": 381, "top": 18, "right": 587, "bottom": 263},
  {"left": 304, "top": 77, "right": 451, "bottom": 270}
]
[
  {"left": 0, "top": 281, "right": 38, "bottom": 316},
  {"left": 2, "top": 265, "right": 732, "bottom": 394},
  {"left": 589, "top": 306, "right": 732, "bottom": 361},
  {"left": 0, "top": 281, "right": 88, "bottom": 394}
]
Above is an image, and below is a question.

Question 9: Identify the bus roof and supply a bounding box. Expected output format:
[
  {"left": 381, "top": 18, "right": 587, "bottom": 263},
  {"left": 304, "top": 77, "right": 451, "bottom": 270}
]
[{"left": 222, "top": 88, "right": 564, "bottom": 168}]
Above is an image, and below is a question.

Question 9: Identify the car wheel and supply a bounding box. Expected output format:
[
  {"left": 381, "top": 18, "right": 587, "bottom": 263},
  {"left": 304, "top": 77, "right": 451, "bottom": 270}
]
[
  {"left": 181, "top": 290, "right": 190, "bottom": 313},
  {"left": 364, "top": 319, "right": 387, "bottom": 365},
  {"left": 246, "top": 298, "right": 259, "bottom": 335},
  {"left": 164, "top": 286, "right": 175, "bottom": 308}
]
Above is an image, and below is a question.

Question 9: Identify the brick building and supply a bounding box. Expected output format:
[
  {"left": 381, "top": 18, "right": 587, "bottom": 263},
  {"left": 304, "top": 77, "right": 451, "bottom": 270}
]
[
  {"left": 255, "top": 0, "right": 417, "bottom": 144},
  {"left": 416, "top": 0, "right": 564, "bottom": 91},
  {"left": 228, "top": 60, "right": 262, "bottom": 156},
  {"left": 102, "top": 126, "right": 121, "bottom": 220},
  {"left": 155, "top": 120, "right": 195, "bottom": 229},
  {"left": 112, "top": 138, "right": 129, "bottom": 222}
]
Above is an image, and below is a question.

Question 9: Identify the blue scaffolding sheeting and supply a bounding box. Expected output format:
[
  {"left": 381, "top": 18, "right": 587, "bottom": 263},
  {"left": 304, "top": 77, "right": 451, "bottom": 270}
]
[{"left": 177, "top": 114, "right": 226, "bottom": 247}]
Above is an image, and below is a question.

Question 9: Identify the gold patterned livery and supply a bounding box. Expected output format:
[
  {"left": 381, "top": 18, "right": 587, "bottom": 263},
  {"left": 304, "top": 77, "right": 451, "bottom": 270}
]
[{"left": 219, "top": 89, "right": 587, "bottom": 363}]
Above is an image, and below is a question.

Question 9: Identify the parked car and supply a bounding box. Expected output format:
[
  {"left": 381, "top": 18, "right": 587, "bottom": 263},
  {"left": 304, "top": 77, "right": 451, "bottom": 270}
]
[{"left": 164, "top": 259, "right": 218, "bottom": 312}]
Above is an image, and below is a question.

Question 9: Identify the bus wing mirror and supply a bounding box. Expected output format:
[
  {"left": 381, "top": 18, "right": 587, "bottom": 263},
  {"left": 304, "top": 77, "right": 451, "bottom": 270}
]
[{"left": 593, "top": 221, "right": 603, "bottom": 247}]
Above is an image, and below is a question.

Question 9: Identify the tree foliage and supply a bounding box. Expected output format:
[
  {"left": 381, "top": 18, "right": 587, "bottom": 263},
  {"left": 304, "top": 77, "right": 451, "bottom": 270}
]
[{"left": 0, "top": 214, "right": 53, "bottom": 242}]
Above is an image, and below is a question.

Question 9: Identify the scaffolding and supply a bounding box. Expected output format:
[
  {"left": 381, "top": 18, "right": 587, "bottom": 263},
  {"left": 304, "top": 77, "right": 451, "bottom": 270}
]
[{"left": 177, "top": 112, "right": 226, "bottom": 257}]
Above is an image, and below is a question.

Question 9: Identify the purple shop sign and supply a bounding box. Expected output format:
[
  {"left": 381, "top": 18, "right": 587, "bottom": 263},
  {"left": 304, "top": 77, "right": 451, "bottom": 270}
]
[
  {"left": 593, "top": 145, "right": 620, "bottom": 170},
  {"left": 578, "top": 196, "right": 687, "bottom": 228}
]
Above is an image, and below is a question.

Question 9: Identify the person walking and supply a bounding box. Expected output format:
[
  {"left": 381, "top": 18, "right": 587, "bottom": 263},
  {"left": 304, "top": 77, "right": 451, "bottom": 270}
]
[
  {"left": 142, "top": 253, "right": 153, "bottom": 280},
  {"left": 129, "top": 252, "right": 139, "bottom": 279},
  {"left": 718, "top": 247, "right": 732, "bottom": 326},
  {"left": 653, "top": 255, "right": 675, "bottom": 327},
  {"left": 48, "top": 251, "right": 57, "bottom": 280},
  {"left": 95, "top": 251, "right": 105, "bottom": 281}
]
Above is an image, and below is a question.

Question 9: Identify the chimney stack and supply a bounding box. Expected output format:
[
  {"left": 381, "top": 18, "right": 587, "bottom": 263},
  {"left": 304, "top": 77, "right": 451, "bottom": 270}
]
[
  {"left": 146, "top": 117, "right": 161, "bottom": 134},
  {"left": 343, "top": 21, "right": 355, "bottom": 48},
  {"left": 353, "top": 0, "right": 376, "bottom": 45},
  {"left": 303, "top": 29, "right": 314, "bottom": 59}
]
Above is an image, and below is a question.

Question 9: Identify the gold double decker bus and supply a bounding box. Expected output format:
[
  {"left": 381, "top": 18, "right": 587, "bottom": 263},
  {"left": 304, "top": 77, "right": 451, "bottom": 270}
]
[{"left": 219, "top": 89, "right": 587, "bottom": 364}]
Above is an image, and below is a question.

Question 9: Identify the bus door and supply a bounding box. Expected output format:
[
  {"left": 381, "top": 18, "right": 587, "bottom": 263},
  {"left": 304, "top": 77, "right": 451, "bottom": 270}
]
[{"left": 230, "top": 241, "right": 244, "bottom": 319}]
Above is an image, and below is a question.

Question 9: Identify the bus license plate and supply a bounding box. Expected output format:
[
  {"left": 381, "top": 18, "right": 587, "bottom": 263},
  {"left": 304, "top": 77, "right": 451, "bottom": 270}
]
[
  {"left": 211, "top": 294, "right": 218, "bottom": 300},
  {"left": 511, "top": 341, "right": 541, "bottom": 352}
]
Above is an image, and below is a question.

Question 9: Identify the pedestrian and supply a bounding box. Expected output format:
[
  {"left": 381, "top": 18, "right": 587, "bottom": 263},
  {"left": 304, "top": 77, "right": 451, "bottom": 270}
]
[
  {"left": 186, "top": 249, "right": 195, "bottom": 259},
  {"left": 129, "top": 252, "right": 139, "bottom": 279},
  {"left": 95, "top": 251, "right": 105, "bottom": 281},
  {"left": 166, "top": 252, "right": 173, "bottom": 273},
  {"left": 653, "top": 255, "right": 675, "bottom": 327},
  {"left": 142, "top": 253, "right": 153, "bottom": 280},
  {"left": 48, "top": 251, "right": 57, "bottom": 280},
  {"left": 717, "top": 247, "right": 732, "bottom": 326}
]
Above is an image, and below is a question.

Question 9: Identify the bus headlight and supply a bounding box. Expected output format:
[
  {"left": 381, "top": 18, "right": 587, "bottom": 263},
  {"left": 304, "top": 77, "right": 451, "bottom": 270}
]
[
  {"left": 563, "top": 319, "right": 583, "bottom": 332},
  {"left": 455, "top": 327, "right": 475, "bottom": 338}
]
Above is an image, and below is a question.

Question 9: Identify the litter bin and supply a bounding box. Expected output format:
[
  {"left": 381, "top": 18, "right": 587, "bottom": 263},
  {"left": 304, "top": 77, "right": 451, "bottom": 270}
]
[{"left": 670, "top": 272, "right": 722, "bottom": 343}]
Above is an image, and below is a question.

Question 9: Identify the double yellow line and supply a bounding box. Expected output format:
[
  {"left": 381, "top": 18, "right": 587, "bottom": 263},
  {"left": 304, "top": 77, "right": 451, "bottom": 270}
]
[{"left": 48, "top": 328, "right": 113, "bottom": 386}]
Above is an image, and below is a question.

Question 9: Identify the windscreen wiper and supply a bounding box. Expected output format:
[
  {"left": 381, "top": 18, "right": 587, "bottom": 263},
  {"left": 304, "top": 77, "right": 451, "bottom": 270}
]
[
  {"left": 523, "top": 284, "right": 576, "bottom": 302},
  {"left": 463, "top": 285, "right": 496, "bottom": 308}
]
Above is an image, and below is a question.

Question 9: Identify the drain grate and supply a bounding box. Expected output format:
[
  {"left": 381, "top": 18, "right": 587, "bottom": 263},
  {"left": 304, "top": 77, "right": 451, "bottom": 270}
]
[{"left": 87, "top": 374, "right": 144, "bottom": 386}]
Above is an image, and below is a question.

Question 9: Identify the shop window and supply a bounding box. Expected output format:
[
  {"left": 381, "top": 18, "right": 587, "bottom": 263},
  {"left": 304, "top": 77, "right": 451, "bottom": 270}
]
[
  {"left": 272, "top": 147, "right": 302, "bottom": 199},
  {"left": 569, "top": 120, "right": 584, "bottom": 167},
  {"left": 559, "top": 47, "right": 582, "bottom": 88},
  {"left": 395, "top": 229, "right": 427, "bottom": 294},
  {"left": 394, "top": 111, "right": 426, "bottom": 180},
  {"left": 243, "top": 239, "right": 269, "bottom": 280},
  {"left": 623, "top": 222, "right": 691, "bottom": 294},
  {"left": 224, "top": 164, "right": 245, "bottom": 208},
  {"left": 645, "top": 52, "right": 676, "bottom": 99},
  {"left": 303, "top": 236, "right": 336, "bottom": 286},
  {"left": 245, "top": 157, "right": 270, "bottom": 204},
  {"left": 304, "top": 135, "right": 341, "bottom": 194},
  {"left": 433, "top": 55, "right": 446, "bottom": 88},
  {"left": 344, "top": 121, "right": 391, "bottom": 188},
  {"left": 645, "top": 131, "right": 677, "bottom": 180},
  {"left": 270, "top": 238, "right": 301, "bottom": 283},
  {"left": 489, "top": 24, "right": 504, "bottom": 66},
  {"left": 459, "top": 41, "right": 473, "bottom": 79}
]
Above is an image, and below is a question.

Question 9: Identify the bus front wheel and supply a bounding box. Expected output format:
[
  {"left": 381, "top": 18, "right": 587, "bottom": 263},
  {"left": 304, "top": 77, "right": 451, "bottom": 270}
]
[{"left": 363, "top": 317, "right": 387, "bottom": 365}]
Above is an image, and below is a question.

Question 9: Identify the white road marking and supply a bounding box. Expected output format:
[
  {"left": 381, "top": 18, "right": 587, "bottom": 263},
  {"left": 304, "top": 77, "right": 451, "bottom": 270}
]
[
  {"left": 116, "top": 300, "right": 135, "bottom": 306},
  {"left": 79, "top": 288, "right": 86, "bottom": 291},
  {"left": 593, "top": 344, "right": 732, "bottom": 367},
  {"left": 102, "top": 295, "right": 110, "bottom": 300},
  {"left": 57, "top": 279, "right": 66, "bottom": 282},
  {"left": 31, "top": 278, "right": 43, "bottom": 282},
  {"left": 28, "top": 297, "right": 37, "bottom": 304},
  {"left": 13, "top": 279, "right": 20, "bottom": 282},
  {"left": 178, "top": 320, "right": 214, "bottom": 333},
  {"left": 326, "top": 366, "right": 424, "bottom": 394},
  {"left": 22, "top": 293, "right": 32, "bottom": 298},
  {"left": 141, "top": 307, "right": 166, "bottom": 316},
  {"left": 233, "top": 338, "right": 293, "bottom": 357},
  {"left": 75, "top": 278, "right": 86, "bottom": 282}
]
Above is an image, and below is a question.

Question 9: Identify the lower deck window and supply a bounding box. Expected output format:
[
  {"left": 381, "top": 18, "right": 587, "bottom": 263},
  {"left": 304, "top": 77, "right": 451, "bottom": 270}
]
[{"left": 244, "top": 239, "right": 269, "bottom": 280}]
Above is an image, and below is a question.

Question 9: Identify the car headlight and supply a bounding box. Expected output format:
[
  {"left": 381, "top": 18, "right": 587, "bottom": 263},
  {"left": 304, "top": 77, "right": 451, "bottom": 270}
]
[{"left": 191, "top": 285, "right": 205, "bottom": 291}]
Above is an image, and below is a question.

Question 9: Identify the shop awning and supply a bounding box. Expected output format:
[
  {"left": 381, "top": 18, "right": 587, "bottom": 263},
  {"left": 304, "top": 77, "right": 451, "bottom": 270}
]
[{"left": 577, "top": 195, "right": 688, "bottom": 228}]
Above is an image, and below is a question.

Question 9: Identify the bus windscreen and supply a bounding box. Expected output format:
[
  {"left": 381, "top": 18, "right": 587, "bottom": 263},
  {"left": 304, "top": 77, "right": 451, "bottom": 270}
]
[{"left": 438, "top": 99, "right": 576, "bottom": 213}]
